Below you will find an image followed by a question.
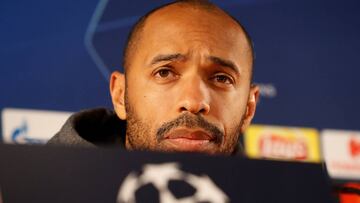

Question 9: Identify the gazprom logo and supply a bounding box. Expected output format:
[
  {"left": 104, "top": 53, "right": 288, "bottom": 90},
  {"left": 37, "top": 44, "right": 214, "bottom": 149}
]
[
  {"left": 1, "top": 108, "right": 72, "bottom": 144},
  {"left": 11, "top": 120, "right": 44, "bottom": 144}
]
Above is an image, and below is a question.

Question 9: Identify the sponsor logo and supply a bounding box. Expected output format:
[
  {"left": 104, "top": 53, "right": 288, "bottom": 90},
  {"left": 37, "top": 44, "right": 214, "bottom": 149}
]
[
  {"left": 1, "top": 108, "right": 72, "bottom": 144},
  {"left": 337, "top": 183, "right": 360, "bottom": 203},
  {"left": 322, "top": 129, "right": 360, "bottom": 180},
  {"left": 10, "top": 120, "right": 44, "bottom": 144},
  {"left": 117, "top": 162, "right": 229, "bottom": 203},
  {"left": 244, "top": 125, "right": 320, "bottom": 162},
  {"left": 259, "top": 134, "right": 308, "bottom": 160},
  {"left": 349, "top": 137, "right": 360, "bottom": 158}
]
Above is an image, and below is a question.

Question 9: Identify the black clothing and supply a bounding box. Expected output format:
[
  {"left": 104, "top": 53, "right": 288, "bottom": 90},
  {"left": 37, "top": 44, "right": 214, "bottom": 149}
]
[{"left": 47, "top": 108, "right": 126, "bottom": 148}]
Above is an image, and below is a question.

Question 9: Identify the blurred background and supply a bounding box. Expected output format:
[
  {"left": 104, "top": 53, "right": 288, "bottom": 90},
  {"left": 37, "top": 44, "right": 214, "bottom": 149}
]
[{"left": 1, "top": 0, "right": 360, "bottom": 185}]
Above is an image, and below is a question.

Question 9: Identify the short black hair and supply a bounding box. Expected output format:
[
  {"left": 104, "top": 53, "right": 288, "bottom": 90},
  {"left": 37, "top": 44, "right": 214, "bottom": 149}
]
[{"left": 123, "top": 0, "right": 254, "bottom": 74}]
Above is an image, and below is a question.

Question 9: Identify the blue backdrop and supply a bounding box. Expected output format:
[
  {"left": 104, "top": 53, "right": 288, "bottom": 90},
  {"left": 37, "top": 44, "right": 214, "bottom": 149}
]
[{"left": 1, "top": 0, "right": 360, "bottom": 139}]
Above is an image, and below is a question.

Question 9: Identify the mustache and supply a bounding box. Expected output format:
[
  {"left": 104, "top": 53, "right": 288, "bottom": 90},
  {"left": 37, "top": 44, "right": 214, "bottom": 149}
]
[{"left": 156, "top": 113, "right": 224, "bottom": 144}]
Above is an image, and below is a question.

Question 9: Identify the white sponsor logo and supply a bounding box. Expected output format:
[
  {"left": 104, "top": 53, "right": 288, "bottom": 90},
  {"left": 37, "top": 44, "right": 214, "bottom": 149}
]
[
  {"left": 117, "top": 162, "right": 229, "bottom": 203},
  {"left": 322, "top": 129, "right": 360, "bottom": 180},
  {"left": 1, "top": 108, "right": 72, "bottom": 144}
]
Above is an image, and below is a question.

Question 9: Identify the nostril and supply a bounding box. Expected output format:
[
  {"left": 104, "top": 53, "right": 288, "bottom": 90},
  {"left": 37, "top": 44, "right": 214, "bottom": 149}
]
[
  {"left": 179, "top": 105, "right": 209, "bottom": 114},
  {"left": 180, "top": 107, "right": 187, "bottom": 112},
  {"left": 179, "top": 100, "right": 210, "bottom": 114},
  {"left": 199, "top": 108, "right": 207, "bottom": 114}
]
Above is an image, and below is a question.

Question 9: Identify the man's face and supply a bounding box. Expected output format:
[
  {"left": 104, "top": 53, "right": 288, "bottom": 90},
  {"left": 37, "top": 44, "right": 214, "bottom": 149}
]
[{"left": 111, "top": 5, "right": 258, "bottom": 155}]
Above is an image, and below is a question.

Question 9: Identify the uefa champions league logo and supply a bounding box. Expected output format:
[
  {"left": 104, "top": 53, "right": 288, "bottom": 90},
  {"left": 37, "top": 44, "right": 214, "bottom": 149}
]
[{"left": 117, "top": 162, "right": 229, "bottom": 203}]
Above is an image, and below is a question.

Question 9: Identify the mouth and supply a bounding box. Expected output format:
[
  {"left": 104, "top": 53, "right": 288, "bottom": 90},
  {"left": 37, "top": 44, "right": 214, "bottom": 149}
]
[{"left": 162, "top": 128, "right": 218, "bottom": 153}]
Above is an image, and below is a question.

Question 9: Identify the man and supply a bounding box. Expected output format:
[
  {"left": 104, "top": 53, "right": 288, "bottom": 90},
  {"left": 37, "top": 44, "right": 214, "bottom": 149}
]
[{"left": 48, "top": 0, "right": 259, "bottom": 155}]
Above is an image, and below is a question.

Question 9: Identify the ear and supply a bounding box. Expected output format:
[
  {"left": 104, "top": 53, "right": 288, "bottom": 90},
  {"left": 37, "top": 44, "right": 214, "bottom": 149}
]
[
  {"left": 110, "top": 71, "right": 127, "bottom": 120},
  {"left": 240, "top": 84, "right": 260, "bottom": 133}
]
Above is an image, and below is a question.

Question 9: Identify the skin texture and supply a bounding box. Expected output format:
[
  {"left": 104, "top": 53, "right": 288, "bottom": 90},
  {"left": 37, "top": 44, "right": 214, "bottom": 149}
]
[{"left": 110, "top": 4, "right": 259, "bottom": 155}]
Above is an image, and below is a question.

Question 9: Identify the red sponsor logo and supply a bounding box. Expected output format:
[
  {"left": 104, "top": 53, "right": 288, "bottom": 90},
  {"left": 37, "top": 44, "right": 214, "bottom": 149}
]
[
  {"left": 338, "top": 183, "right": 360, "bottom": 203},
  {"left": 259, "top": 134, "right": 308, "bottom": 160},
  {"left": 349, "top": 137, "right": 360, "bottom": 158}
]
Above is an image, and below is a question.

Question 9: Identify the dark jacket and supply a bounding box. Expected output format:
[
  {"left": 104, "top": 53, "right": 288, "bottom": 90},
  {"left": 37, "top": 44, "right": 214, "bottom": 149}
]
[{"left": 47, "top": 108, "right": 126, "bottom": 148}]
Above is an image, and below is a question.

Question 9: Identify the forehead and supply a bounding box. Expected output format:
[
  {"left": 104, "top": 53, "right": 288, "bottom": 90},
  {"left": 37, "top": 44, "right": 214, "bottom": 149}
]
[
  {"left": 128, "top": 4, "right": 252, "bottom": 75},
  {"left": 148, "top": 6, "right": 248, "bottom": 48}
]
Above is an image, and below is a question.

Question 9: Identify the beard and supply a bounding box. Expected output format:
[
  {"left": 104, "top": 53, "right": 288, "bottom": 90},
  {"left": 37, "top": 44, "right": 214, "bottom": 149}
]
[{"left": 124, "top": 90, "right": 245, "bottom": 154}]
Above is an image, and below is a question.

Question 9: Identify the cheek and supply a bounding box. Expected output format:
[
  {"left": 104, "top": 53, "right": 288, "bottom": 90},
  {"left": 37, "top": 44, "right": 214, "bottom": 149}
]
[
  {"left": 210, "top": 90, "right": 248, "bottom": 132},
  {"left": 127, "top": 81, "right": 176, "bottom": 129}
]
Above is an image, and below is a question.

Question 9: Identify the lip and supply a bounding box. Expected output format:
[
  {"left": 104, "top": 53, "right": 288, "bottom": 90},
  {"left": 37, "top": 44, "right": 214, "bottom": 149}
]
[
  {"left": 162, "top": 128, "right": 217, "bottom": 152},
  {"left": 164, "top": 128, "right": 215, "bottom": 141}
]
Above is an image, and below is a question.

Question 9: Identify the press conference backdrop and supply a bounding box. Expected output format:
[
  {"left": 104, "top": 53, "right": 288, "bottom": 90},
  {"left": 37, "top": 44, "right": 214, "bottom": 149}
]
[{"left": 1, "top": 0, "right": 360, "bottom": 182}]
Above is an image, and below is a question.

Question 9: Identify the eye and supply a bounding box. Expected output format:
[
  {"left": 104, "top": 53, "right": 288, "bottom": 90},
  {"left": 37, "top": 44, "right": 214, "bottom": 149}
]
[
  {"left": 212, "top": 74, "right": 234, "bottom": 85},
  {"left": 157, "top": 69, "right": 171, "bottom": 78},
  {"left": 153, "top": 67, "right": 178, "bottom": 82}
]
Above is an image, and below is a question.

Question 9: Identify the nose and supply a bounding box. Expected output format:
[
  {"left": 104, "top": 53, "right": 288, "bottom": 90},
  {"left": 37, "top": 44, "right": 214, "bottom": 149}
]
[{"left": 177, "top": 75, "right": 210, "bottom": 115}]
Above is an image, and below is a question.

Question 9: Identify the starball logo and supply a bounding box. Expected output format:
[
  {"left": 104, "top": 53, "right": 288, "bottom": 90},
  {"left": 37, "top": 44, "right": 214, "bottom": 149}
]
[{"left": 117, "top": 162, "right": 229, "bottom": 203}]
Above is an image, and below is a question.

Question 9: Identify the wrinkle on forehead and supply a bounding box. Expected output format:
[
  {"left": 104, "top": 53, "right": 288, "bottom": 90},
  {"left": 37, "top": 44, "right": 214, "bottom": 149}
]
[{"left": 128, "top": 4, "right": 253, "bottom": 78}]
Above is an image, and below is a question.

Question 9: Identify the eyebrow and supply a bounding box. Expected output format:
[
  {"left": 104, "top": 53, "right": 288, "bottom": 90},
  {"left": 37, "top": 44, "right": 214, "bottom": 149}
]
[
  {"left": 208, "top": 56, "right": 240, "bottom": 75},
  {"left": 150, "top": 53, "right": 184, "bottom": 65},
  {"left": 149, "top": 53, "right": 240, "bottom": 74}
]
